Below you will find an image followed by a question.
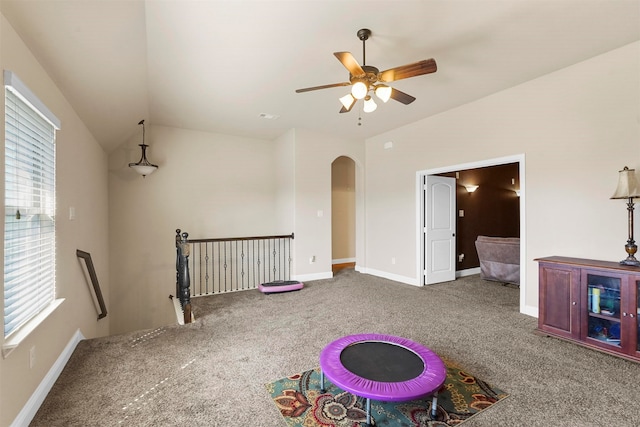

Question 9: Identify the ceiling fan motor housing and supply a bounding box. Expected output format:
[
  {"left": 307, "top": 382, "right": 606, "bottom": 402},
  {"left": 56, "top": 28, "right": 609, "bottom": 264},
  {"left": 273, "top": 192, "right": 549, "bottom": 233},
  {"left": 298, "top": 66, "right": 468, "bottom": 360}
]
[
  {"left": 357, "top": 28, "right": 372, "bottom": 41},
  {"left": 350, "top": 65, "right": 380, "bottom": 85}
]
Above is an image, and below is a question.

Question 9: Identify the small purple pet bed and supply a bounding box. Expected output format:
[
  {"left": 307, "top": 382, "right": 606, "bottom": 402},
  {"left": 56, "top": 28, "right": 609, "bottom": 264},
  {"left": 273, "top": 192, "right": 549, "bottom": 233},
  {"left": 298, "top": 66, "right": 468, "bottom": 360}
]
[{"left": 258, "top": 280, "right": 304, "bottom": 294}]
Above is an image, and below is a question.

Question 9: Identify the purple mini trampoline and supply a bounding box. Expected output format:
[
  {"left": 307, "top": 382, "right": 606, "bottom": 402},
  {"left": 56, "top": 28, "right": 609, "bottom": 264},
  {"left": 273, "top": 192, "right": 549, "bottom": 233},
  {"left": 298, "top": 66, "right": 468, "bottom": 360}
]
[
  {"left": 319, "top": 333, "right": 446, "bottom": 426},
  {"left": 258, "top": 280, "right": 303, "bottom": 294}
]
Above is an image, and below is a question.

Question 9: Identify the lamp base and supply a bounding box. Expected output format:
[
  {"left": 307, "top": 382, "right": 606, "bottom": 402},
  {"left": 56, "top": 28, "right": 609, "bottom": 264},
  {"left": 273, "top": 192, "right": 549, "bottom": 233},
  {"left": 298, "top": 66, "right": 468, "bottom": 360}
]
[
  {"left": 620, "top": 257, "right": 640, "bottom": 267},
  {"left": 621, "top": 242, "right": 640, "bottom": 266}
]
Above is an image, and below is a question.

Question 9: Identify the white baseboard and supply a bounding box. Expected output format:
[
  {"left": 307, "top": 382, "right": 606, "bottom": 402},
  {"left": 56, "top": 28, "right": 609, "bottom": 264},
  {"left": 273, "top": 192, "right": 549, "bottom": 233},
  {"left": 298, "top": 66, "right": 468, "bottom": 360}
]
[
  {"left": 456, "top": 267, "right": 481, "bottom": 277},
  {"left": 360, "top": 267, "right": 420, "bottom": 286},
  {"left": 11, "top": 329, "right": 85, "bottom": 427},
  {"left": 332, "top": 258, "right": 355, "bottom": 264},
  {"left": 294, "top": 271, "right": 333, "bottom": 282}
]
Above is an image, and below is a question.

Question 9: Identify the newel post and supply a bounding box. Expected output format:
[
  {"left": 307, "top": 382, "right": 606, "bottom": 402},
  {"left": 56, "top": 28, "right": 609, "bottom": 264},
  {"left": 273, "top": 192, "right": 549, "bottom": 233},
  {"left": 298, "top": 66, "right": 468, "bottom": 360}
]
[{"left": 175, "top": 229, "right": 192, "bottom": 324}]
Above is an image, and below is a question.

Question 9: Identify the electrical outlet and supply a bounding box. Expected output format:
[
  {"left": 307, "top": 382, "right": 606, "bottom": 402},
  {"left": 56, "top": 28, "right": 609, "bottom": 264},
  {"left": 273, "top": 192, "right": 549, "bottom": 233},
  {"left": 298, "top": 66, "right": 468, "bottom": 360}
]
[
  {"left": 391, "top": 257, "right": 396, "bottom": 265},
  {"left": 30, "top": 346, "right": 35, "bottom": 369},
  {"left": 309, "top": 256, "right": 316, "bottom": 264},
  {"left": 458, "top": 254, "right": 465, "bottom": 262}
]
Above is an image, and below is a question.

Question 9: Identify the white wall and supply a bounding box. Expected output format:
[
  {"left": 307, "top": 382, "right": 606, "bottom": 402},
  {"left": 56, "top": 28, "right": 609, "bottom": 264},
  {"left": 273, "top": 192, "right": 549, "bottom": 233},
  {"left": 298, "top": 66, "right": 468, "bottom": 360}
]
[
  {"left": 365, "top": 41, "right": 640, "bottom": 314},
  {"left": 274, "top": 129, "right": 296, "bottom": 235},
  {"left": 0, "top": 14, "right": 110, "bottom": 427},
  {"left": 292, "top": 129, "right": 364, "bottom": 279},
  {"left": 108, "top": 126, "right": 278, "bottom": 334}
]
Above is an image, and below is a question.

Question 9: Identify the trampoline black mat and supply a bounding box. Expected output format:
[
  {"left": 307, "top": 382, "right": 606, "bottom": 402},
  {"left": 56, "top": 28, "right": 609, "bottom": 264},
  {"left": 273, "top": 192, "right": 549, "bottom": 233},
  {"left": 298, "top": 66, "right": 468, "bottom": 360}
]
[{"left": 339, "top": 341, "right": 425, "bottom": 382}]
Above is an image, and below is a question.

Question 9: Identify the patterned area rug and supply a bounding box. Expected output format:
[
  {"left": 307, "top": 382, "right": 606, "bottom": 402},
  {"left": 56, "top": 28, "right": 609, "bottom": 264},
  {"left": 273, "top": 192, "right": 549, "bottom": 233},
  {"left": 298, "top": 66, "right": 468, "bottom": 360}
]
[{"left": 266, "top": 360, "right": 508, "bottom": 426}]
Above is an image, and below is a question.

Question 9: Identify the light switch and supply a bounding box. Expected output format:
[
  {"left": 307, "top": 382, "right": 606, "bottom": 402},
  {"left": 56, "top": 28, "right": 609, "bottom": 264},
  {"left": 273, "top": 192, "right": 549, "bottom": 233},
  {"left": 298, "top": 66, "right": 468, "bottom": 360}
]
[
  {"left": 459, "top": 210, "right": 464, "bottom": 217},
  {"left": 69, "top": 207, "right": 76, "bottom": 220},
  {"left": 317, "top": 210, "right": 323, "bottom": 217}
]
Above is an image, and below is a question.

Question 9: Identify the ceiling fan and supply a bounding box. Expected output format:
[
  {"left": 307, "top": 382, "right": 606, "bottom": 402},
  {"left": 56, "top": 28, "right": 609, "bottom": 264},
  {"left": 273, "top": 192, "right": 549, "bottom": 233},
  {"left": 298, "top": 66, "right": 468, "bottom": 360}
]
[{"left": 295, "top": 28, "right": 437, "bottom": 113}]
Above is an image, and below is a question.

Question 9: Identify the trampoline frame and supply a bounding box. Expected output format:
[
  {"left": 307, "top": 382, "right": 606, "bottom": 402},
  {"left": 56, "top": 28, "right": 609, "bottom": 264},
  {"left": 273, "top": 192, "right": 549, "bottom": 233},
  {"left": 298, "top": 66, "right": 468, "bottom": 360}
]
[{"left": 319, "top": 333, "right": 446, "bottom": 426}]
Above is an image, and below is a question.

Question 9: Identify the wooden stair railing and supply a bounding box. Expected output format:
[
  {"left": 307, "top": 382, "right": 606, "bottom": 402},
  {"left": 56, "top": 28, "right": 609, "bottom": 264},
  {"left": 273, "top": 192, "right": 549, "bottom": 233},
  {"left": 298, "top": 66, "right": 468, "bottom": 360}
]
[
  {"left": 76, "top": 250, "right": 107, "bottom": 320},
  {"left": 175, "top": 229, "right": 294, "bottom": 324}
]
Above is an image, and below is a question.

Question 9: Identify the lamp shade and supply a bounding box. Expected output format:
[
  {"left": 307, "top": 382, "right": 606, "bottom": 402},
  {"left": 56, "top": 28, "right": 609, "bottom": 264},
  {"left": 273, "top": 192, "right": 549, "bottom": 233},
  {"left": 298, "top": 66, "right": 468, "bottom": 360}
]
[{"left": 611, "top": 166, "right": 640, "bottom": 199}]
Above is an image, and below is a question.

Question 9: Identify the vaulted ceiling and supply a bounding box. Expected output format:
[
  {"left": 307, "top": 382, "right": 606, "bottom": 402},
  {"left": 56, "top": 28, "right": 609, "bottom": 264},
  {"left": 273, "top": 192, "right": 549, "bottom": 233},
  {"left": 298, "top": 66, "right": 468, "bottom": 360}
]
[{"left": 2, "top": 0, "right": 639, "bottom": 153}]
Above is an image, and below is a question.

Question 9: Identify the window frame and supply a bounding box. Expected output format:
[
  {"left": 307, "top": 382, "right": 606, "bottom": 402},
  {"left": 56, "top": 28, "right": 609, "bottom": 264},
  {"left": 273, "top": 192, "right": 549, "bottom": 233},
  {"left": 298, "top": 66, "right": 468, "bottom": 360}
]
[{"left": 2, "top": 70, "right": 63, "bottom": 357}]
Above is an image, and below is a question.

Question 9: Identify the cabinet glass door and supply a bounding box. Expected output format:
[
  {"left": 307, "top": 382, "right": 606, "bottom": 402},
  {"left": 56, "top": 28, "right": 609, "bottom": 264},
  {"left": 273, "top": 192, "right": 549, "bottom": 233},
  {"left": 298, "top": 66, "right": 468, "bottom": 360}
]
[
  {"left": 637, "top": 279, "right": 640, "bottom": 353},
  {"left": 586, "top": 274, "right": 621, "bottom": 347}
]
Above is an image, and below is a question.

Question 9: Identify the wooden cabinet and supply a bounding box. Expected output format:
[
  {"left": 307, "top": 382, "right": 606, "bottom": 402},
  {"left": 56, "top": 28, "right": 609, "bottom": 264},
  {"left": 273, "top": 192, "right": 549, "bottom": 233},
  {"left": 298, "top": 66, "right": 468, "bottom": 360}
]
[{"left": 536, "top": 256, "right": 640, "bottom": 363}]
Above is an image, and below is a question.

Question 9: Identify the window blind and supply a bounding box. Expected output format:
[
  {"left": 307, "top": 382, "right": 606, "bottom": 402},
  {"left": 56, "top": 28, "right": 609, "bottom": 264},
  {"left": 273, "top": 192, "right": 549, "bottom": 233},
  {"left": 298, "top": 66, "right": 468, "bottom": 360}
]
[{"left": 4, "top": 75, "right": 58, "bottom": 338}]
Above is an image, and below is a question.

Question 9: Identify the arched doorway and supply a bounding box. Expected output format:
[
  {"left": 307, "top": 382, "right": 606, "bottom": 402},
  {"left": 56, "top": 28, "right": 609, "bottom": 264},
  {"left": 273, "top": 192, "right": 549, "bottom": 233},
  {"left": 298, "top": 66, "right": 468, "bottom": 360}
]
[{"left": 331, "top": 156, "right": 356, "bottom": 273}]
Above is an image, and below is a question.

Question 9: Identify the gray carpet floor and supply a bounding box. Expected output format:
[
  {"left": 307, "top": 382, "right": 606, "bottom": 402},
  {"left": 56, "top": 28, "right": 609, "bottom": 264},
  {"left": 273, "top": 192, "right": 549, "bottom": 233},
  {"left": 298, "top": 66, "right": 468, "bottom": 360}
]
[{"left": 31, "top": 269, "right": 640, "bottom": 426}]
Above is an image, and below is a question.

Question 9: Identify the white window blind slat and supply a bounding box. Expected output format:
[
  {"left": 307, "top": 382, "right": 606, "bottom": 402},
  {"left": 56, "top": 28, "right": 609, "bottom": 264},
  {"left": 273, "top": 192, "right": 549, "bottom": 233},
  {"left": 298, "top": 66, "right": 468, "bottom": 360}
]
[{"left": 4, "top": 73, "right": 58, "bottom": 338}]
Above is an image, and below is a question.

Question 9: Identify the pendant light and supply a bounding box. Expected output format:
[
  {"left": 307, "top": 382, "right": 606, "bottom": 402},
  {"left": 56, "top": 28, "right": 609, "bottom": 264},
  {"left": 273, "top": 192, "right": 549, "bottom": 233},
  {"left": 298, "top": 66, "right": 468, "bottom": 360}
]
[{"left": 128, "top": 119, "right": 158, "bottom": 177}]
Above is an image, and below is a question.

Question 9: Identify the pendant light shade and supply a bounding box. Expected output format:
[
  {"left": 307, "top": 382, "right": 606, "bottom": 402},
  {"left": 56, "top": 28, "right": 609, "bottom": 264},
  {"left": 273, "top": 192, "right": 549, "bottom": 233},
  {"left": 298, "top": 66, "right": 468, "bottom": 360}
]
[
  {"left": 375, "top": 85, "right": 392, "bottom": 103},
  {"left": 129, "top": 119, "right": 158, "bottom": 178},
  {"left": 363, "top": 96, "right": 377, "bottom": 113},
  {"left": 339, "top": 93, "right": 356, "bottom": 110}
]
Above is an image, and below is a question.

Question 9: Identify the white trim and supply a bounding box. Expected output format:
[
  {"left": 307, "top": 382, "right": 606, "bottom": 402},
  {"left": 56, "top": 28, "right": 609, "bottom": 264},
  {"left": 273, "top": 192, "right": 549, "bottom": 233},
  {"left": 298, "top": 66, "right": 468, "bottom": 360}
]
[
  {"left": 10, "top": 329, "right": 85, "bottom": 427},
  {"left": 2, "top": 299, "right": 65, "bottom": 358},
  {"left": 332, "top": 258, "right": 356, "bottom": 264},
  {"left": 456, "top": 267, "right": 481, "bottom": 277},
  {"left": 173, "top": 298, "right": 185, "bottom": 325},
  {"left": 172, "top": 297, "right": 195, "bottom": 324},
  {"left": 360, "top": 267, "right": 420, "bottom": 286},
  {"left": 416, "top": 154, "right": 530, "bottom": 316},
  {"left": 3, "top": 70, "right": 61, "bottom": 129},
  {"left": 294, "top": 271, "right": 333, "bottom": 282},
  {"left": 522, "top": 304, "right": 538, "bottom": 318}
]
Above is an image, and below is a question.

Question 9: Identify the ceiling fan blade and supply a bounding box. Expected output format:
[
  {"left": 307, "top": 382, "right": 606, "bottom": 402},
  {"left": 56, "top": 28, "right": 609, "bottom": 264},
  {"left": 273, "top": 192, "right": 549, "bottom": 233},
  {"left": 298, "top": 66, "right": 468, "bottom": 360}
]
[
  {"left": 389, "top": 88, "right": 416, "bottom": 105},
  {"left": 295, "top": 82, "right": 351, "bottom": 93},
  {"left": 379, "top": 58, "right": 437, "bottom": 82},
  {"left": 339, "top": 103, "right": 355, "bottom": 113},
  {"left": 334, "top": 52, "right": 365, "bottom": 77}
]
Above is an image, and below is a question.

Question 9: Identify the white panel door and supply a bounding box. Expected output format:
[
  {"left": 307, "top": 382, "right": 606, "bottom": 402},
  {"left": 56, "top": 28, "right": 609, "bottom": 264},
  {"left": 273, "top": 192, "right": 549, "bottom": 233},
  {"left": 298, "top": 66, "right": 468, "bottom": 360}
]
[{"left": 425, "top": 175, "right": 456, "bottom": 285}]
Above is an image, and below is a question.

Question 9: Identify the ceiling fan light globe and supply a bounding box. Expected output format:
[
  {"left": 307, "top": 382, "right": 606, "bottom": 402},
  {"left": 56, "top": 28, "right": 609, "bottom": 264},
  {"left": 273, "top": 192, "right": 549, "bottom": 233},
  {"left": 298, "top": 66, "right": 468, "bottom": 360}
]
[
  {"left": 351, "top": 81, "right": 368, "bottom": 99},
  {"left": 363, "top": 97, "right": 377, "bottom": 113},
  {"left": 339, "top": 93, "right": 356, "bottom": 110},
  {"left": 375, "top": 85, "right": 392, "bottom": 103}
]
